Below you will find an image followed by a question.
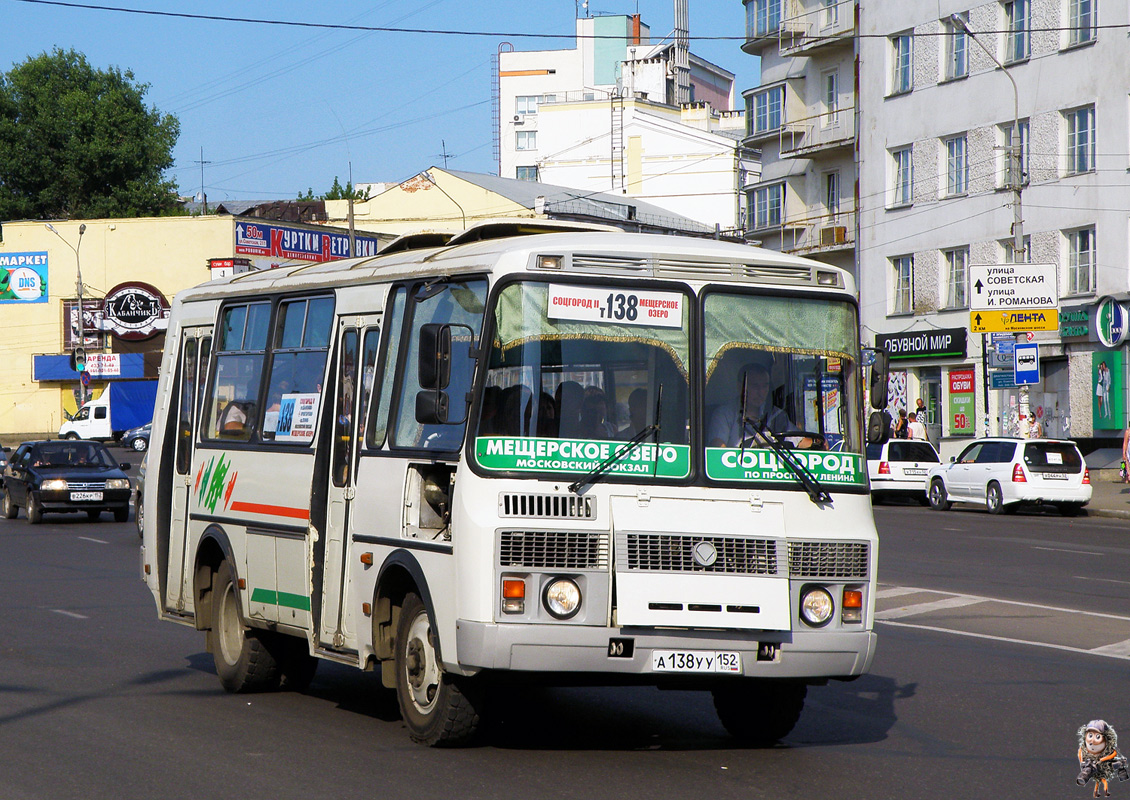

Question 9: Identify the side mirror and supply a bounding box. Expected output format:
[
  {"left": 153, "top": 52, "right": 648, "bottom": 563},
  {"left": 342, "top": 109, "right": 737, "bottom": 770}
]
[
  {"left": 119, "top": 462, "right": 132, "bottom": 471},
  {"left": 867, "top": 409, "right": 892, "bottom": 445},
  {"left": 415, "top": 390, "right": 450, "bottom": 426},
  {"left": 950, "top": 456, "right": 956, "bottom": 463},
  {"left": 418, "top": 323, "right": 451, "bottom": 391},
  {"left": 869, "top": 351, "right": 890, "bottom": 411}
]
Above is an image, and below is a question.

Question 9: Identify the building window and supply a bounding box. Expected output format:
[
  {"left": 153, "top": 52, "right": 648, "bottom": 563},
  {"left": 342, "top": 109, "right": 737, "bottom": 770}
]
[
  {"left": 516, "top": 96, "right": 540, "bottom": 115},
  {"left": 516, "top": 166, "right": 539, "bottom": 181},
  {"left": 892, "top": 255, "right": 914, "bottom": 315},
  {"left": 516, "top": 130, "right": 537, "bottom": 151},
  {"left": 945, "top": 135, "right": 968, "bottom": 196},
  {"left": 999, "top": 120, "right": 1030, "bottom": 188},
  {"left": 891, "top": 146, "right": 913, "bottom": 206},
  {"left": 891, "top": 33, "right": 913, "bottom": 94},
  {"left": 1068, "top": 0, "right": 1096, "bottom": 46},
  {"left": 1067, "top": 226, "right": 1096, "bottom": 295},
  {"left": 1066, "top": 106, "right": 1096, "bottom": 174},
  {"left": 822, "top": 0, "right": 838, "bottom": 27},
  {"left": 944, "top": 247, "right": 969, "bottom": 308},
  {"left": 749, "top": 0, "right": 782, "bottom": 37},
  {"left": 823, "top": 70, "right": 839, "bottom": 127},
  {"left": 752, "top": 183, "right": 784, "bottom": 229},
  {"left": 1003, "top": 236, "right": 1032, "bottom": 262},
  {"left": 1004, "top": 0, "right": 1030, "bottom": 62},
  {"left": 753, "top": 86, "right": 783, "bottom": 134},
  {"left": 944, "top": 18, "right": 968, "bottom": 80},
  {"left": 825, "top": 171, "right": 840, "bottom": 220}
]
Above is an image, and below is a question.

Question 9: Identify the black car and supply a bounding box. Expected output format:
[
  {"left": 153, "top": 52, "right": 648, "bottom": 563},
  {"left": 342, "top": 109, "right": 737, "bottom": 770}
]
[{"left": 1, "top": 440, "right": 132, "bottom": 524}]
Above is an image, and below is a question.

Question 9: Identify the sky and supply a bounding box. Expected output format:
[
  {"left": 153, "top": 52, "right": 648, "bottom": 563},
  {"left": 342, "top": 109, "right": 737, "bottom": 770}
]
[{"left": 1, "top": 0, "right": 757, "bottom": 203}]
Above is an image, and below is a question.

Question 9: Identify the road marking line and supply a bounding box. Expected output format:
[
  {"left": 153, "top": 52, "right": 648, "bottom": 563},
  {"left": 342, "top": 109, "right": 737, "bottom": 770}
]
[
  {"left": 52, "top": 609, "right": 88, "bottom": 619},
  {"left": 1033, "top": 546, "right": 1101, "bottom": 556},
  {"left": 881, "top": 585, "right": 1130, "bottom": 622},
  {"left": 876, "top": 586, "right": 923, "bottom": 599},
  {"left": 1091, "top": 639, "right": 1130, "bottom": 657},
  {"left": 77, "top": 536, "right": 108, "bottom": 545},
  {"left": 878, "top": 618, "right": 1130, "bottom": 662},
  {"left": 1073, "top": 576, "right": 1130, "bottom": 586},
  {"left": 875, "top": 596, "right": 985, "bottom": 620}
]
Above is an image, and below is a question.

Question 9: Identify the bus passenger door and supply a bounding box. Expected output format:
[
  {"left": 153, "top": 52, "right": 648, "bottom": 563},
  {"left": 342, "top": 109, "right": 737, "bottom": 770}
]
[
  {"left": 166, "top": 328, "right": 211, "bottom": 613},
  {"left": 318, "top": 318, "right": 379, "bottom": 648}
]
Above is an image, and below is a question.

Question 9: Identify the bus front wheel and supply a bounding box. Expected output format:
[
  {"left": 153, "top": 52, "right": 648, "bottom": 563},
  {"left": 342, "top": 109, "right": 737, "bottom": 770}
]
[
  {"left": 394, "top": 592, "right": 481, "bottom": 746},
  {"left": 712, "top": 679, "right": 807, "bottom": 745},
  {"left": 210, "top": 561, "right": 281, "bottom": 693}
]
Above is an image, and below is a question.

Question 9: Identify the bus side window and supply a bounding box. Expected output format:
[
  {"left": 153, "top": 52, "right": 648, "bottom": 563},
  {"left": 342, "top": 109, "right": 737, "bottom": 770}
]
[
  {"left": 357, "top": 327, "right": 381, "bottom": 447},
  {"left": 260, "top": 296, "right": 335, "bottom": 444},
  {"left": 205, "top": 302, "right": 270, "bottom": 441},
  {"left": 367, "top": 287, "right": 407, "bottom": 449}
]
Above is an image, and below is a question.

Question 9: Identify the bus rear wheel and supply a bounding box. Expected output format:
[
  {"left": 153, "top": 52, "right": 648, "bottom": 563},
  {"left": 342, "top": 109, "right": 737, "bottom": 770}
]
[
  {"left": 394, "top": 592, "right": 481, "bottom": 746},
  {"left": 712, "top": 679, "right": 807, "bottom": 745},
  {"left": 210, "top": 561, "right": 281, "bottom": 692}
]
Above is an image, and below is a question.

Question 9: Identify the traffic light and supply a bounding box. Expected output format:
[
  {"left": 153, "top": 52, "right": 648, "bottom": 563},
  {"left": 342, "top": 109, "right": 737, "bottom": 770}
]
[{"left": 70, "top": 347, "right": 86, "bottom": 373}]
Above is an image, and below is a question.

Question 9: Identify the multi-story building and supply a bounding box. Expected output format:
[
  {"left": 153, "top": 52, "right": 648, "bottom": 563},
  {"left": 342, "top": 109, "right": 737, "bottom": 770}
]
[
  {"left": 497, "top": 12, "right": 752, "bottom": 231},
  {"left": 739, "top": 0, "right": 857, "bottom": 273},
  {"left": 858, "top": 1, "right": 1129, "bottom": 451}
]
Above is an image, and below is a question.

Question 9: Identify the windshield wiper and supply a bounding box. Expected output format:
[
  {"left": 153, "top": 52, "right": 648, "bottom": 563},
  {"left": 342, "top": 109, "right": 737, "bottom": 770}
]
[
  {"left": 568, "top": 385, "right": 663, "bottom": 494},
  {"left": 744, "top": 419, "right": 832, "bottom": 506}
]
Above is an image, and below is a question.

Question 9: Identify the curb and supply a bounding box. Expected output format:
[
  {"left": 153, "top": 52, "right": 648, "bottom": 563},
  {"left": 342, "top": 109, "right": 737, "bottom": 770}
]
[{"left": 1087, "top": 508, "right": 1130, "bottom": 521}]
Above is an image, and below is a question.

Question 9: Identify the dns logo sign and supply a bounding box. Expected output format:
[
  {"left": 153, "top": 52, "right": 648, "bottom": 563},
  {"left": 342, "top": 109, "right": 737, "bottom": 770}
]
[{"left": 6, "top": 267, "right": 43, "bottom": 301}]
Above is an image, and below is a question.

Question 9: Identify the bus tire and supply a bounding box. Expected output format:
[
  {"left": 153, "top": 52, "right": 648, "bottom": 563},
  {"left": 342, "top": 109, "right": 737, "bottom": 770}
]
[
  {"left": 211, "top": 561, "right": 281, "bottom": 693},
  {"left": 712, "top": 679, "right": 806, "bottom": 745},
  {"left": 394, "top": 592, "right": 481, "bottom": 746}
]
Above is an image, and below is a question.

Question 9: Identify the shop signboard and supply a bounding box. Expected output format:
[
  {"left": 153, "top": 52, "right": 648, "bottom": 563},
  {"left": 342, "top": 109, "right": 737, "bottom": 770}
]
[
  {"left": 970, "top": 309, "right": 1058, "bottom": 333},
  {"left": 0, "top": 251, "right": 49, "bottom": 303},
  {"left": 990, "top": 371, "right": 1017, "bottom": 389},
  {"left": 875, "top": 327, "right": 967, "bottom": 360},
  {"left": 947, "top": 368, "right": 975, "bottom": 436},
  {"left": 1092, "top": 350, "right": 1124, "bottom": 431},
  {"left": 1059, "top": 304, "right": 1092, "bottom": 342},
  {"left": 1094, "top": 297, "right": 1129, "bottom": 349}
]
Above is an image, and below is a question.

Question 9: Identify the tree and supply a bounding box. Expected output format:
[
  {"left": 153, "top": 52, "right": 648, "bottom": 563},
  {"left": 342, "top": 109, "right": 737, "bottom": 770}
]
[
  {"left": 0, "top": 48, "right": 181, "bottom": 220},
  {"left": 296, "top": 176, "right": 370, "bottom": 202}
]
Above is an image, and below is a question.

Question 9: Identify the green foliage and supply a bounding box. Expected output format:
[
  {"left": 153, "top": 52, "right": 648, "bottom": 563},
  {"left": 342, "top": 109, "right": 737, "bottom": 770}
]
[
  {"left": 0, "top": 48, "right": 181, "bottom": 220},
  {"left": 299, "top": 176, "right": 370, "bottom": 202}
]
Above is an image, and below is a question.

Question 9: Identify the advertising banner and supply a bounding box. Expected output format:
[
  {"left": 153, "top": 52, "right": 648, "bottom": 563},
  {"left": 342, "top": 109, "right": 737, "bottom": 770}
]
[
  {"left": 947, "top": 367, "right": 975, "bottom": 436},
  {"left": 1092, "top": 350, "right": 1124, "bottom": 431},
  {"left": 705, "top": 448, "right": 866, "bottom": 486},
  {"left": 0, "top": 251, "right": 48, "bottom": 303},
  {"left": 235, "top": 221, "right": 381, "bottom": 263},
  {"left": 475, "top": 436, "right": 691, "bottom": 478}
]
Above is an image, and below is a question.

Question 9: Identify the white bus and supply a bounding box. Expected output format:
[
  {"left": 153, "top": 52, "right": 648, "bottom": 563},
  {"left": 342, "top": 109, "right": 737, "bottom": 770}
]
[{"left": 141, "top": 224, "right": 884, "bottom": 746}]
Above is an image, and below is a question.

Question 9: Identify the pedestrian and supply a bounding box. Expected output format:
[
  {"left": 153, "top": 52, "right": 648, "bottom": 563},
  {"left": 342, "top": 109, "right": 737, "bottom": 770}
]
[
  {"left": 1122, "top": 417, "right": 1130, "bottom": 484},
  {"left": 914, "top": 397, "right": 927, "bottom": 425},
  {"left": 893, "top": 408, "right": 909, "bottom": 439}
]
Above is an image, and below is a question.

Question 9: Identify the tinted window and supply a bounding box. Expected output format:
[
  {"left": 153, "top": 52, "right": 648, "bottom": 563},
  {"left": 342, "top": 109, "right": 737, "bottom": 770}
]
[
  {"left": 866, "top": 444, "right": 883, "bottom": 460},
  {"left": 975, "top": 442, "right": 1001, "bottom": 463},
  {"left": 888, "top": 441, "right": 938, "bottom": 462},
  {"left": 958, "top": 443, "right": 981, "bottom": 463},
  {"left": 1025, "top": 442, "right": 1083, "bottom": 471}
]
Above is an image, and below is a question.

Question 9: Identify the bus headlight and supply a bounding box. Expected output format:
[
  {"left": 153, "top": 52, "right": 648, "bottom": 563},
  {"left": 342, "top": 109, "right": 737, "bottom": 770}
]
[
  {"left": 800, "top": 587, "right": 834, "bottom": 627},
  {"left": 543, "top": 578, "right": 581, "bottom": 619}
]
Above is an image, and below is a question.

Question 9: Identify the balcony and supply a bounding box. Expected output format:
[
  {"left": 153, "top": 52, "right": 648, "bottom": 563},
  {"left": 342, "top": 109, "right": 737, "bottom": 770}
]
[
  {"left": 781, "top": 210, "right": 857, "bottom": 255},
  {"left": 778, "top": 0, "right": 856, "bottom": 57},
  {"left": 779, "top": 107, "right": 855, "bottom": 158}
]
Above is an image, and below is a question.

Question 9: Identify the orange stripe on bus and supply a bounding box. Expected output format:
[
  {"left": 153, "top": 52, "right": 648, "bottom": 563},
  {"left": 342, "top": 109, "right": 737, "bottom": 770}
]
[{"left": 229, "top": 501, "right": 310, "bottom": 520}]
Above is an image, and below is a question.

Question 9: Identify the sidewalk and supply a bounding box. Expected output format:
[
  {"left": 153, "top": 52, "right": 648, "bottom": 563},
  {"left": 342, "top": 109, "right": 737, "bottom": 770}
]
[{"left": 1087, "top": 472, "right": 1130, "bottom": 521}]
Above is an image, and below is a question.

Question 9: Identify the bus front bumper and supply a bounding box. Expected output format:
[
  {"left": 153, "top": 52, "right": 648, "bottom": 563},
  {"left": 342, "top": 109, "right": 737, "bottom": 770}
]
[{"left": 455, "top": 620, "right": 876, "bottom": 681}]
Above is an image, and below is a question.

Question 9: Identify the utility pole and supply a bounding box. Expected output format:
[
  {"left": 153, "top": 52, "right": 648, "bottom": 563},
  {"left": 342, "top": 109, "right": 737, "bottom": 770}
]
[
  {"left": 195, "top": 147, "right": 211, "bottom": 214},
  {"left": 952, "top": 14, "right": 1025, "bottom": 436},
  {"left": 46, "top": 223, "right": 88, "bottom": 405}
]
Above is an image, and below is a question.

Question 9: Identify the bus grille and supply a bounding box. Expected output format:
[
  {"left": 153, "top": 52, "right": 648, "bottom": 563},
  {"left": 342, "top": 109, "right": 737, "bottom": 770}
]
[
  {"left": 619, "top": 533, "right": 780, "bottom": 575},
  {"left": 499, "top": 493, "right": 596, "bottom": 520},
  {"left": 787, "top": 541, "right": 869, "bottom": 579},
  {"left": 499, "top": 531, "right": 609, "bottom": 570}
]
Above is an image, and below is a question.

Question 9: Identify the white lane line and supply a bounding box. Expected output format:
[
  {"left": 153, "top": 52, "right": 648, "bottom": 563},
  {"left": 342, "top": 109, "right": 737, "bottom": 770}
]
[
  {"left": 77, "top": 536, "right": 108, "bottom": 545},
  {"left": 878, "top": 618, "right": 1130, "bottom": 661},
  {"left": 875, "top": 595, "right": 986, "bottom": 620},
  {"left": 52, "top": 609, "right": 88, "bottom": 619},
  {"left": 876, "top": 586, "right": 923, "bottom": 599},
  {"left": 1033, "top": 546, "right": 1102, "bottom": 556},
  {"left": 1091, "top": 639, "right": 1130, "bottom": 657},
  {"left": 881, "top": 585, "right": 1130, "bottom": 622},
  {"left": 1073, "top": 576, "right": 1130, "bottom": 586}
]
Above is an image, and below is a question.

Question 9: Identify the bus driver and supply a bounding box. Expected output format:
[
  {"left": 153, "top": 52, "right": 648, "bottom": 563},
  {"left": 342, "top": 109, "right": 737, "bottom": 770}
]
[{"left": 709, "top": 359, "right": 789, "bottom": 447}]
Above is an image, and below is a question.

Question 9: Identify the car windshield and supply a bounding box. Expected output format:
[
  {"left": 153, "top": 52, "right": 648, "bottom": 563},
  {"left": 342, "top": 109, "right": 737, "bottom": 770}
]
[
  {"left": 702, "top": 291, "right": 866, "bottom": 489},
  {"left": 32, "top": 442, "right": 115, "bottom": 468}
]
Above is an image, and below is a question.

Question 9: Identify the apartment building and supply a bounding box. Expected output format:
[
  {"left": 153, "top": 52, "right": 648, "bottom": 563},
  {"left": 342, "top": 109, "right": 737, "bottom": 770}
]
[{"left": 858, "top": 0, "right": 1129, "bottom": 450}]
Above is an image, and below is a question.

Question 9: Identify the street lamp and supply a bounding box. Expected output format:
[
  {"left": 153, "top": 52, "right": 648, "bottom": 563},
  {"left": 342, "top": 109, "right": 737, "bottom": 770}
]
[
  {"left": 949, "top": 14, "right": 1029, "bottom": 437},
  {"left": 421, "top": 170, "right": 467, "bottom": 230},
  {"left": 46, "top": 222, "right": 88, "bottom": 404}
]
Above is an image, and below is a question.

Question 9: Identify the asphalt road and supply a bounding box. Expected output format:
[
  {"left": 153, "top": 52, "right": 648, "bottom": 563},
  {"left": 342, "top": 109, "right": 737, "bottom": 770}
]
[{"left": 0, "top": 479, "right": 1126, "bottom": 799}]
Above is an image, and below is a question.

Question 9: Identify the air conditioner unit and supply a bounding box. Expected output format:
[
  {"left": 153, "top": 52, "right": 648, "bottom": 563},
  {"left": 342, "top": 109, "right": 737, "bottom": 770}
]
[
  {"left": 819, "top": 225, "right": 847, "bottom": 246},
  {"left": 513, "top": 115, "right": 523, "bottom": 124}
]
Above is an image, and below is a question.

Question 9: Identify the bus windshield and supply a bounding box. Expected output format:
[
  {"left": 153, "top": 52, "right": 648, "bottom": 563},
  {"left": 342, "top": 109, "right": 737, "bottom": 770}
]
[
  {"left": 473, "top": 280, "right": 692, "bottom": 480},
  {"left": 702, "top": 290, "right": 866, "bottom": 489}
]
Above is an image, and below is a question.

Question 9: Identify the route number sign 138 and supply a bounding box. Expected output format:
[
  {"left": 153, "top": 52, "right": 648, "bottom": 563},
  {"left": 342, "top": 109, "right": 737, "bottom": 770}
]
[{"left": 548, "top": 284, "right": 684, "bottom": 329}]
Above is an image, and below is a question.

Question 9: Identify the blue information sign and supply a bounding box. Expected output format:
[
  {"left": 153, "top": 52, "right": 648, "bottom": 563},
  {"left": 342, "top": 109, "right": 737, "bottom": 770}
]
[{"left": 1014, "top": 342, "right": 1040, "bottom": 385}]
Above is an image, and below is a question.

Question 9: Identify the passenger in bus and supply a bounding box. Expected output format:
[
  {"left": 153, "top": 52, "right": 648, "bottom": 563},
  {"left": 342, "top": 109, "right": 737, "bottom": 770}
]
[
  {"left": 709, "top": 360, "right": 789, "bottom": 447},
  {"left": 580, "top": 386, "right": 617, "bottom": 440},
  {"left": 478, "top": 385, "right": 502, "bottom": 435},
  {"left": 555, "top": 381, "right": 585, "bottom": 438},
  {"left": 499, "top": 385, "right": 533, "bottom": 436},
  {"left": 619, "top": 388, "right": 650, "bottom": 439},
  {"left": 219, "top": 401, "right": 249, "bottom": 434},
  {"left": 536, "top": 392, "right": 558, "bottom": 438}
]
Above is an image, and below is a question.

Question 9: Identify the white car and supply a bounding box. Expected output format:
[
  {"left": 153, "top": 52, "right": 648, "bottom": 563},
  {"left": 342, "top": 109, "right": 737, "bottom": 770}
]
[
  {"left": 926, "top": 437, "right": 1091, "bottom": 516},
  {"left": 867, "top": 439, "right": 939, "bottom": 505}
]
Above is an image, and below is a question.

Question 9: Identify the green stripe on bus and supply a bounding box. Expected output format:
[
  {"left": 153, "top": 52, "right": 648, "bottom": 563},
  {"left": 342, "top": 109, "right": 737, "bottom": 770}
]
[{"left": 250, "top": 588, "right": 311, "bottom": 612}]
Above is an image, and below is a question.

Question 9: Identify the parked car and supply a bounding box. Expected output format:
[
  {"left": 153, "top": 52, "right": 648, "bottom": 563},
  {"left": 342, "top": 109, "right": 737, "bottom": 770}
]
[
  {"left": 867, "top": 439, "right": 940, "bottom": 505},
  {"left": 0, "top": 446, "right": 9, "bottom": 471},
  {"left": 134, "top": 453, "right": 146, "bottom": 539},
  {"left": 122, "top": 422, "right": 151, "bottom": 452},
  {"left": 926, "top": 437, "right": 1091, "bottom": 516},
  {"left": 1, "top": 440, "right": 132, "bottom": 524}
]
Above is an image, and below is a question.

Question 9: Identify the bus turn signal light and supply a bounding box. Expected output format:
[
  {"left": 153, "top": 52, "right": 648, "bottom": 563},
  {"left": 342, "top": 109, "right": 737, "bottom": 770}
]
[
  {"left": 842, "top": 589, "right": 863, "bottom": 623},
  {"left": 502, "top": 578, "right": 525, "bottom": 614}
]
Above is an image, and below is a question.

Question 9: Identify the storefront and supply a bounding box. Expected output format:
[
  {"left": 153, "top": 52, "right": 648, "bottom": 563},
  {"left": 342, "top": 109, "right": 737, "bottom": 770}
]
[{"left": 875, "top": 327, "right": 969, "bottom": 451}]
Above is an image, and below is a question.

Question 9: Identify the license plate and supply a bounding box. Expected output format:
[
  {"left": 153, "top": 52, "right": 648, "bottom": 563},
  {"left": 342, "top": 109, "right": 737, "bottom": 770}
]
[
  {"left": 70, "top": 491, "right": 103, "bottom": 501},
  {"left": 903, "top": 468, "right": 926, "bottom": 476},
  {"left": 651, "top": 650, "right": 741, "bottom": 673},
  {"left": 1041, "top": 473, "right": 1068, "bottom": 481}
]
